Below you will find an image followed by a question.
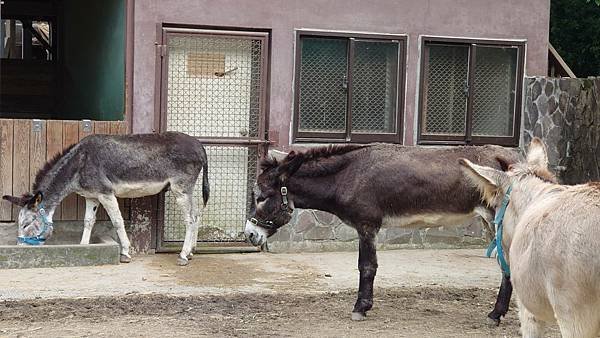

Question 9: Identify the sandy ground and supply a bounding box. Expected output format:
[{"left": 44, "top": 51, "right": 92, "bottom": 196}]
[{"left": 0, "top": 249, "right": 560, "bottom": 337}]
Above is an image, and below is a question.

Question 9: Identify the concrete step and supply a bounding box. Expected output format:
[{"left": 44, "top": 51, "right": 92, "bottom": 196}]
[{"left": 0, "top": 221, "right": 120, "bottom": 269}]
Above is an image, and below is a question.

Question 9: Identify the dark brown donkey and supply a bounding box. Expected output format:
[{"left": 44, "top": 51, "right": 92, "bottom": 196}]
[{"left": 244, "top": 143, "right": 520, "bottom": 322}]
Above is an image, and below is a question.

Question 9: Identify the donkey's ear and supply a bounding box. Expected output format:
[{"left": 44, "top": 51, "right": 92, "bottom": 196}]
[
  {"left": 277, "top": 151, "right": 303, "bottom": 181},
  {"left": 526, "top": 137, "right": 548, "bottom": 169},
  {"left": 2, "top": 195, "right": 27, "bottom": 207},
  {"left": 495, "top": 156, "right": 514, "bottom": 172},
  {"left": 459, "top": 159, "right": 507, "bottom": 204},
  {"left": 26, "top": 192, "right": 43, "bottom": 209}
]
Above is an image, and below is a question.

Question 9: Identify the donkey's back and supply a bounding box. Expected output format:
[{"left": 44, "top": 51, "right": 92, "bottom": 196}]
[
  {"left": 338, "top": 143, "right": 521, "bottom": 227},
  {"left": 75, "top": 132, "right": 209, "bottom": 203}
]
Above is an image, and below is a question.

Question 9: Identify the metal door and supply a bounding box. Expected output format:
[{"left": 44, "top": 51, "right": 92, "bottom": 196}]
[{"left": 156, "top": 27, "right": 269, "bottom": 250}]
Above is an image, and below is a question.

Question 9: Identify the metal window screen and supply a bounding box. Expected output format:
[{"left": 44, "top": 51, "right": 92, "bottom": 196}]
[
  {"left": 472, "top": 46, "right": 517, "bottom": 137},
  {"left": 163, "top": 146, "right": 258, "bottom": 242},
  {"left": 351, "top": 40, "right": 398, "bottom": 134},
  {"left": 422, "top": 44, "right": 469, "bottom": 136},
  {"left": 166, "top": 35, "right": 262, "bottom": 138},
  {"left": 298, "top": 37, "right": 348, "bottom": 133}
]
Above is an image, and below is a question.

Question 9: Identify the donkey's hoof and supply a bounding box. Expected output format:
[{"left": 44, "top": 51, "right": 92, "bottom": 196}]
[
  {"left": 487, "top": 316, "right": 501, "bottom": 327},
  {"left": 187, "top": 253, "right": 193, "bottom": 260},
  {"left": 351, "top": 312, "right": 367, "bottom": 321},
  {"left": 120, "top": 255, "right": 132, "bottom": 263},
  {"left": 177, "top": 257, "right": 189, "bottom": 266}
]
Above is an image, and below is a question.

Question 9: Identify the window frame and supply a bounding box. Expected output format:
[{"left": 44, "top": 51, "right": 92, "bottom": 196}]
[
  {"left": 292, "top": 30, "right": 407, "bottom": 144},
  {"left": 417, "top": 36, "right": 526, "bottom": 147}
]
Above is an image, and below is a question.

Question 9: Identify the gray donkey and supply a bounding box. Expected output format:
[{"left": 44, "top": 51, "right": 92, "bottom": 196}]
[{"left": 3, "top": 131, "right": 209, "bottom": 265}]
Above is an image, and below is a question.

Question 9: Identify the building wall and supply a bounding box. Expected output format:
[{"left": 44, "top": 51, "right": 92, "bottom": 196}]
[
  {"left": 133, "top": 0, "right": 550, "bottom": 146},
  {"left": 131, "top": 0, "right": 550, "bottom": 252}
]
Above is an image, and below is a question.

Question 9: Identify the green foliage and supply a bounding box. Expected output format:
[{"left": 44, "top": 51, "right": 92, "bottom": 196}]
[{"left": 551, "top": 0, "right": 600, "bottom": 76}]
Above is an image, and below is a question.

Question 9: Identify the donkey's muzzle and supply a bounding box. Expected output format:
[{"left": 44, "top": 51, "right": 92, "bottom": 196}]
[{"left": 244, "top": 219, "right": 267, "bottom": 246}]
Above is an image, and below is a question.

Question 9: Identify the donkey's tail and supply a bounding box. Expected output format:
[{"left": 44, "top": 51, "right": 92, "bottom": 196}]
[{"left": 201, "top": 159, "right": 210, "bottom": 207}]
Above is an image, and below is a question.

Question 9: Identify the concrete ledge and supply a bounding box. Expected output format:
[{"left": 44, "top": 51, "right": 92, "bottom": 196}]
[{"left": 0, "top": 235, "right": 120, "bottom": 269}]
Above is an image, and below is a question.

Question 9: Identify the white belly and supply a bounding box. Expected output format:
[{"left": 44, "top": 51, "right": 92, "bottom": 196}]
[
  {"left": 112, "top": 181, "right": 169, "bottom": 198},
  {"left": 382, "top": 212, "right": 477, "bottom": 229}
]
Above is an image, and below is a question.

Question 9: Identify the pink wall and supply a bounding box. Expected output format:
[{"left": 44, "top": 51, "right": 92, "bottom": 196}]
[{"left": 133, "top": 0, "right": 550, "bottom": 147}]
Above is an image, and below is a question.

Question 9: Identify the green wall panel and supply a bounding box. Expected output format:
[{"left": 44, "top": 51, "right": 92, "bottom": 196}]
[{"left": 60, "top": 0, "right": 125, "bottom": 120}]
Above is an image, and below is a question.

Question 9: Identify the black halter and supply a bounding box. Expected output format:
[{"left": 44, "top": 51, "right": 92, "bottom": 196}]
[
  {"left": 250, "top": 186, "right": 293, "bottom": 230},
  {"left": 279, "top": 186, "right": 293, "bottom": 213}
]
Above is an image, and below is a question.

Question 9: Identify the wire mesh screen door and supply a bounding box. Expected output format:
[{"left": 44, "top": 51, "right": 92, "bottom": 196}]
[{"left": 157, "top": 28, "right": 269, "bottom": 250}]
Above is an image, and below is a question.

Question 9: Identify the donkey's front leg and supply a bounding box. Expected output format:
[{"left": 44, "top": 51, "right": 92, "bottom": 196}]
[
  {"left": 80, "top": 198, "right": 99, "bottom": 245},
  {"left": 488, "top": 274, "right": 513, "bottom": 325},
  {"left": 98, "top": 194, "right": 131, "bottom": 263},
  {"left": 352, "top": 229, "right": 379, "bottom": 321}
]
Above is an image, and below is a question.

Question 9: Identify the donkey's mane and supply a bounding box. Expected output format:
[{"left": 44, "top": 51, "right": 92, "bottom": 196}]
[
  {"left": 32, "top": 143, "right": 78, "bottom": 192},
  {"left": 260, "top": 144, "right": 369, "bottom": 176}
]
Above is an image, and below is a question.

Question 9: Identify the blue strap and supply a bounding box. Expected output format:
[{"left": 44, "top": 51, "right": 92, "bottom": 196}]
[
  {"left": 17, "top": 203, "right": 54, "bottom": 245},
  {"left": 486, "top": 186, "right": 512, "bottom": 278},
  {"left": 17, "top": 236, "right": 46, "bottom": 245}
]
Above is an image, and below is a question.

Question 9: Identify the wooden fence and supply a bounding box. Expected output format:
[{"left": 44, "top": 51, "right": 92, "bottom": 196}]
[{"left": 0, "top": 119, "right": 129, "bottom": 222}]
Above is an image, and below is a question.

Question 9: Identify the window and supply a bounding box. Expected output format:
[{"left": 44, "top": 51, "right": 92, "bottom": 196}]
[
  {"left": 293, "top": 31, "right": 406, "bottom": 143},
  {"left": 418, "top": 38, "right": 525, "bottom": 146},
  {"left": 1, "top": 19, "right": 54, "bottom": 61}
]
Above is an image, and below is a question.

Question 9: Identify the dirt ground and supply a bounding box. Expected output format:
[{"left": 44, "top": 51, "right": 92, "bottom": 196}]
[{"left": 0, "top": 250, "right": 561, "bottom": 337}]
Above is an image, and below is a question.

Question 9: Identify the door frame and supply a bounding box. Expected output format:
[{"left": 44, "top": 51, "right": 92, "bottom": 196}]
[{"left": 153, "top": 24, "right": 271, "bottom": 252}]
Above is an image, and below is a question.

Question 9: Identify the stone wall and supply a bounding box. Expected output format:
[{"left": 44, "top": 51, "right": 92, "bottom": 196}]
[
  {"left": 523, "top": 76, "right": 600, "bottom": 184},
  {"left": 268, "top": 200, "right": 488, "bottom": 253}
]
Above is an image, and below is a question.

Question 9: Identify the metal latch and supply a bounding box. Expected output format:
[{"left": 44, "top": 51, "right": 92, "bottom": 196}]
[
  {"left": 215, "top": 67, "right": 238, "bottom": 77},
  {"left": 155, "top": 43, "right": 167, "bottom": 57},
  {"left": 32, "top": 119, "right": 43, "bottom": 132},
  {"left": 82, "top": 120, "right": 92, "bottom": 133}
]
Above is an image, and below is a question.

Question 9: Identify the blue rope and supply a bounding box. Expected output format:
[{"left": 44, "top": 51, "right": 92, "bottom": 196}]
[{"left": 485, "top": 186, "right": 513, "bottom": 278}]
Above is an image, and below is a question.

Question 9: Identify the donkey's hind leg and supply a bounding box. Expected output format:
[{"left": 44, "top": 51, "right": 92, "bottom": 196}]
[
  {"left": 80, "top": 198, "right": 100, "bottom": 245},
  {"left": 172, "top": 188, "right": 198, "bottom": 266},
  {"left": 188, "top": 200, "right": 201, "bottom": 260},
  {"left": 554, "top": 298, "right": 600, "bottom": 338},
  {"left": 97, "top": 194, "right": 131, "bottom": 263},
  {"left": 190, "top": 211, "right": 200, "bottom": 256},
  {"left": 518, "top": 303, "right": 546, "bottom": 338}
]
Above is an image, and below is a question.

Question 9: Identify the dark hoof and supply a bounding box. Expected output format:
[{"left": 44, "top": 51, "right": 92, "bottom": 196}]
[
  {"left": 487, "top": 313, "right": 501, "bottom": 326},
  {"left": 120, "top": 255, "right": 132, "bottom": 263},
  {"left": 351, "top": 312, "right": 367, "bottom": 321},
  {"left": 177, "top": 256, "right": 189, "bottom": 266}
]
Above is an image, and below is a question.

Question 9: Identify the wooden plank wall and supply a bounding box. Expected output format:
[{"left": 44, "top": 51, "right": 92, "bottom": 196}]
[{"left": 0, "top": 119, "right": 129, "bottom": 222}]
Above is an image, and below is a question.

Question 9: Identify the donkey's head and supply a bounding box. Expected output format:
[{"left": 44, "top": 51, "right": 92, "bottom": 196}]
[
  {"left": 459, "top": 137, "right": 556, "bottom": 209},
  {"left": 245, "top": 150, "right": 303, "bottom": 246},
  {"left": 2, "top": 192, "right": 54, "bottom": 245}
]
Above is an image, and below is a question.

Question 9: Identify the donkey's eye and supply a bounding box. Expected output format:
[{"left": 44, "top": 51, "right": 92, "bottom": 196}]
[{"left": 256, "top": 196, "right": 266, "bottom": 203}]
